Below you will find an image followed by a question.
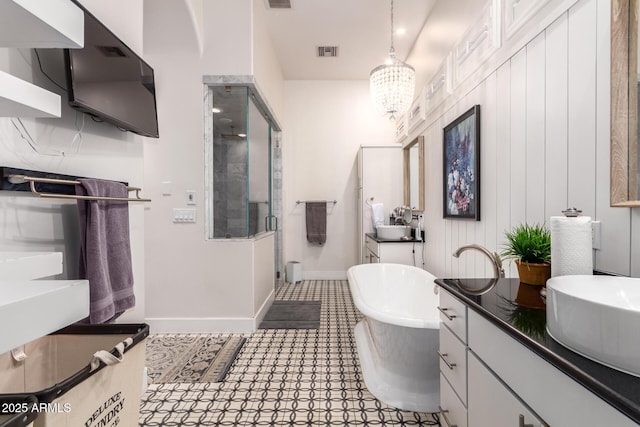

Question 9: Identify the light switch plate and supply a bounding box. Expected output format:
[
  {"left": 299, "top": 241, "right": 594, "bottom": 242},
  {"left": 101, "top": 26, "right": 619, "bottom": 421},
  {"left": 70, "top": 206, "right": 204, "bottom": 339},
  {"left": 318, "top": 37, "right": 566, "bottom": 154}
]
[
  {"left": 173, "top": 208, "right": 196, "bottom": 223},
  {"left": 186, "top": 190, "right": 196, "bottom": 205},
  {"left": 161, "top": 181, "right": 172, "bottom": 196}
]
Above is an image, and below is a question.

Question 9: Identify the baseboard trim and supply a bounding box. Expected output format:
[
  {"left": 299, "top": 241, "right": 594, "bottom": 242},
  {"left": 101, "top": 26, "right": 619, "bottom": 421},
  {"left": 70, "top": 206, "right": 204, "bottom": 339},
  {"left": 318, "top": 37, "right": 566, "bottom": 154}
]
[
  {"left": 146, "top": 317, "right": 256, "bottom": 334},
  {"left": 301, "top": 271, "right": 347, "bottom": 280},
  {"left": 253, "top": 289, "right": 275, "bottom": 329},
  {"left": 147, "top": 289, "right": 276, "bottom": 334}
]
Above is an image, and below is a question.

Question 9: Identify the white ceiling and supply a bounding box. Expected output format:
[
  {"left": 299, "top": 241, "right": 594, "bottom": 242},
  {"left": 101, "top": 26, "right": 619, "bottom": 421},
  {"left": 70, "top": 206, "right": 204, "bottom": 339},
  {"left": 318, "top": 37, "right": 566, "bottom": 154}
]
[{"left": 260, "top": 0, "right": 438, "bottom": 80}]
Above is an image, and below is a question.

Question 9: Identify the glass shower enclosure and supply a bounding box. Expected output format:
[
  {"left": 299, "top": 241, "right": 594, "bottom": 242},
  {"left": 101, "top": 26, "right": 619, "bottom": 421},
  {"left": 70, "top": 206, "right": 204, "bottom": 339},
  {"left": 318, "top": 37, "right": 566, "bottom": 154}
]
[{"left": 206, "top": 85, "right": 273, "bottom": 239}]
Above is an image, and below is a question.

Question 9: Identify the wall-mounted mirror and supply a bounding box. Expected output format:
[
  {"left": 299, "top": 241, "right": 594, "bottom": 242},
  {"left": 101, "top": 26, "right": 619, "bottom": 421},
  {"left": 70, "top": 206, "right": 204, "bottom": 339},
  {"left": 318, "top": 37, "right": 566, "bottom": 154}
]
[
  {"left": 611, "top": 0, "right": 640, "bottom": 206},
  {"left": 404, "top": 135, "right": 425, "bottom": 211}
]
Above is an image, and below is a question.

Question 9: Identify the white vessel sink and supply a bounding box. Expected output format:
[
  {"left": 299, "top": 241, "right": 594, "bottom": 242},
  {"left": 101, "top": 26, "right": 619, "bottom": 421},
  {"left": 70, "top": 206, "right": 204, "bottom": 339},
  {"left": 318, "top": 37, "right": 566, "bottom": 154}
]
[
  {"left": 376, "top": 225, "right": 410, "bottom": 240},
  {"left": 0, "top": 279, "right": 89, "bottom": 354},
  {"left": 0, "top": 252, "right": 63, "bottom": 280},
  {"left": 546, "top": 275, "right": 640, "bottom": 377}
]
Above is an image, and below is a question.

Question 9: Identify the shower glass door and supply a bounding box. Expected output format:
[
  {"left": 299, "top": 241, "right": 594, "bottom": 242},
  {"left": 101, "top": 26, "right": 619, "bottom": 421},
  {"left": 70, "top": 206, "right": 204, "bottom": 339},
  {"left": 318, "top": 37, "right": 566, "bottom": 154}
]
[
  {"left": 208, "top": 85, "right": 272, "bottom": 239},
  {"left": 248, "top": 94, "right": 271, "bottom": 236}
]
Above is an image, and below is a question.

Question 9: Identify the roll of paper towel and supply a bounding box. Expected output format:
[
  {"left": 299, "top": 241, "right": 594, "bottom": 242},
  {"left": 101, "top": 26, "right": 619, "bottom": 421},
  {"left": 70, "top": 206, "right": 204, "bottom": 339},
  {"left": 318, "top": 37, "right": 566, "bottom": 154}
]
[{"left": 550, "top": 215, "right": 593, "bottom": 277}]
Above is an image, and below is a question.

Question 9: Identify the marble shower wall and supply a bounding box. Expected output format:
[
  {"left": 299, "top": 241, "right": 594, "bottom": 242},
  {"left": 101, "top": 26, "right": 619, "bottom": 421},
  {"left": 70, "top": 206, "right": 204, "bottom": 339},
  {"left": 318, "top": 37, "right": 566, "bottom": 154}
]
[{"left": 213, "top": 135, "right": 248, "bottom": 237}]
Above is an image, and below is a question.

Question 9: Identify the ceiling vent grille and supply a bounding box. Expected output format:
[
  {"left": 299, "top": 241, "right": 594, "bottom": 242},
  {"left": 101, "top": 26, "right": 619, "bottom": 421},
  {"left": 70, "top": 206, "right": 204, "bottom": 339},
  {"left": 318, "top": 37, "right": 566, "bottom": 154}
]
[
  {"left": 267, "top": 0, "right": 292, "bottom": 8},
  {"left": 317, "top": 46, "right": 339, "bottom": 57}
]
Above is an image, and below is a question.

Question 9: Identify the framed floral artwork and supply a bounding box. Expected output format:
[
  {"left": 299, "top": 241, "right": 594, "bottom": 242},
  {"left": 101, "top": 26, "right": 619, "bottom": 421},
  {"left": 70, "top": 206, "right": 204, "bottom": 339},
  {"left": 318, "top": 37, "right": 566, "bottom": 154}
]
[{"left": 443, "top": 105, "right": 480, "bottom": 220}]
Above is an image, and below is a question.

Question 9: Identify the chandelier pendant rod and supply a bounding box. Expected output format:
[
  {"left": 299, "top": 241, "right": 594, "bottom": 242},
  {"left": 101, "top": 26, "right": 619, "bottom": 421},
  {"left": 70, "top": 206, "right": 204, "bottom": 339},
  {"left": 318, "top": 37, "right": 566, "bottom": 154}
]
[{"left": 390, "top": 0, "right": 395, "bottom": 57}]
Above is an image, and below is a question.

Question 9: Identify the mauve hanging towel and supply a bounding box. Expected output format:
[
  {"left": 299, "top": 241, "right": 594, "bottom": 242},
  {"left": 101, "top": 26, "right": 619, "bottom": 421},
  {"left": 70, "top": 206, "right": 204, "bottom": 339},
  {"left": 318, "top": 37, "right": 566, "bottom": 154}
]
[
  {"left": 306, "top": 202, "right": 327, "bottom": 245},
  {"left": 76, "top": 178, "right": 135, "bottom": 324}
]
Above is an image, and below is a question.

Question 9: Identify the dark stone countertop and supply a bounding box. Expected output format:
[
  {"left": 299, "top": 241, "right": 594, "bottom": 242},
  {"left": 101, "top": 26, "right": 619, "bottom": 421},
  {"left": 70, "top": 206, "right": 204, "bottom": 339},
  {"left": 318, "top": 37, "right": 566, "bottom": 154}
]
[
  {"left": 365, "top": 232, "right": 421, "bottom": 243},
  {"left": 435, "top": 277, "right": 640, "bottom": 425}
]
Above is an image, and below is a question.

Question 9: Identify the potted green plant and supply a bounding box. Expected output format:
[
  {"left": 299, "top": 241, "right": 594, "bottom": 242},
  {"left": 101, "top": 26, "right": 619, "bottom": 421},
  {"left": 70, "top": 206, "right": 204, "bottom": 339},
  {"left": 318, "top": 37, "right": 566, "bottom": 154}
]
[{"left": 502, "top": 223, "right": 551, "bottom": 286}]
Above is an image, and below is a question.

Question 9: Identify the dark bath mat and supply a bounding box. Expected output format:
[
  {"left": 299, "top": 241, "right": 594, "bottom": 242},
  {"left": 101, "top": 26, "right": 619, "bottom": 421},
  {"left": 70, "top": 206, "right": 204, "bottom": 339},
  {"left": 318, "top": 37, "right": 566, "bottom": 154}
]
[
  {"left": 259, "top": 301, "right": 321, "bottom": 329},
  {"left": 146, "top": 334, "right": 246, "bottom": 383}
]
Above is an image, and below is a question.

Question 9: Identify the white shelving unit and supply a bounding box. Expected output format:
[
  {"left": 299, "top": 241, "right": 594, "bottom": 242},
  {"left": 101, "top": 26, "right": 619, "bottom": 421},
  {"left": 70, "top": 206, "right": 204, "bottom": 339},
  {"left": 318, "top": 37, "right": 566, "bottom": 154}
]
[
  {"left": 0, "top": 0, "right": 84, "bottom": 48},
  {"left": 0, "top": 279, "right": 89, "bottom": 354},
  {"left": 0, "top": 0, "right": 83, "bottom": 118},
  {"left": 0, "top": 251, "right": 63, "bottom": 280},
  {"left": 0, "top": 71, "right": 61, "bottom": 117},
  {"left": 0, "top": 251, "right": 90, "bottom": 354}
]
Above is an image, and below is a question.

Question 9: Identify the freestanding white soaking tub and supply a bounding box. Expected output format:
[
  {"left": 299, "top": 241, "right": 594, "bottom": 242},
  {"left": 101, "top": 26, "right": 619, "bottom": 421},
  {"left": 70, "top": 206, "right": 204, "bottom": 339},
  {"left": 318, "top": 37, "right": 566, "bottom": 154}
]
[{"left": 347, "top": 263, "right": 440, "bottom": 413}]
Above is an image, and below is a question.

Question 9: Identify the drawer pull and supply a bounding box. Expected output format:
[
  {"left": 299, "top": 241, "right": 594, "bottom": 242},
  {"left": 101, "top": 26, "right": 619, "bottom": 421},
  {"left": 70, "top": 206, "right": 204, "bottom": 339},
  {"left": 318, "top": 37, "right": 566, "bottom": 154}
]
[
  {"left": 438, "top": 406, "right": 457, "bottom": 427},
  {"left": 437, "top": 351, "right": 456, "bottom": 370},
  {"left": 518, "top": 414, "right": 533, "bottom": 427},
  {"left": 438, "top": 306, "right": 457, "bottom": 321}
]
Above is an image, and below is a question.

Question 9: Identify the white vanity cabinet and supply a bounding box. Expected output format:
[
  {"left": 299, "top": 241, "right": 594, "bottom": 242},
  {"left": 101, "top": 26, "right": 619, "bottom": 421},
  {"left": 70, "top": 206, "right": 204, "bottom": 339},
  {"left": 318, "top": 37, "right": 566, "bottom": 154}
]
[
  {"left": 438, "top": 288, "right": 546, "bottom": 427},
  {"left": 438, "top": 281, "right": 640, "bottom": 427},
  {"left": 437, "top": 289, "right": 468, "bottom": 427},
  {"left": 364, "top": 234, "right": 416, "bottom": 265},
  {"left": 468, "top": 310, "right": 637, "bottom": 427}
]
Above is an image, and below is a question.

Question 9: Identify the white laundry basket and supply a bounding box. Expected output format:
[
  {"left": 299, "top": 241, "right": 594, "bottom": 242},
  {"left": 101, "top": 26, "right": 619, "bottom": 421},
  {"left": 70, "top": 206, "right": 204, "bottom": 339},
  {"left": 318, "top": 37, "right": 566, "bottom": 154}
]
[
  {"left": 286, "top": 261, "right": 302, "bottom": 284},
  {"left": 0, "top": 323, "right": 148, "bottom": 427}
]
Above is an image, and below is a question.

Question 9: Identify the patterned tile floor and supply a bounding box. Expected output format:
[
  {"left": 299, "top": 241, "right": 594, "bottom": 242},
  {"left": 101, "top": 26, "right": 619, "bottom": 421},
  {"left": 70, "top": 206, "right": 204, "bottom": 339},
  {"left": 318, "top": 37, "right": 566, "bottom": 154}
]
[{"left": 139, "top": 280, "right": 440, "bottom": 426}]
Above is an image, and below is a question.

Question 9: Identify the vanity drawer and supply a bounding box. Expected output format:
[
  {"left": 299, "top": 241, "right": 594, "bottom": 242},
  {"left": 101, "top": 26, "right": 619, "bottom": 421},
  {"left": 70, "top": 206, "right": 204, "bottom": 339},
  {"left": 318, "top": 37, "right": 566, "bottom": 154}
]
[
  {"left": 468, "top": 351, "right": 545, "bottom": 427},
  {"left": 439, "top": 322, "right": 467, "bottom": 404},
  {"left": 440, "top": 372, "right": 468, "bottom": 427},
  {"left": 439, "top": 289, "right": 467, "bottom": 343},
  {"left": 365, "top": 235, "right": 379, "bottom": 257}
]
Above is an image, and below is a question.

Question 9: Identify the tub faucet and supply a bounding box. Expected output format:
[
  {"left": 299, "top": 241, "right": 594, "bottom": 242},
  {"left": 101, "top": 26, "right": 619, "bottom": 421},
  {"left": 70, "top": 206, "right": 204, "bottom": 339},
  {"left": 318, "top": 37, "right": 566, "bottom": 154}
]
[{"left": 453, "top": 244, "right": 505, "bottom": 279}]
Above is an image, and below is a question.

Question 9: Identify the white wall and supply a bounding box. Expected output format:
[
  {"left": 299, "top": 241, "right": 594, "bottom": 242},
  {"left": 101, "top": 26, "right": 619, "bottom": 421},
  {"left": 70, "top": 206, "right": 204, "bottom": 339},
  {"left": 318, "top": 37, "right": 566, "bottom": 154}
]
[
  {"left": 411, "top": 0, "right": 637, "bottom": 278},
  {"left": 142, "top": 0, "right": 283, "bottom": 331},
  {"left": 252, "top": 0, "right": 284, "bottom": 124},
  {"left": 0, "top": 0, "right": 148, "bottom": 322},
  {"left": 282, "top": 80, "right": 394, "bottom": 278}
]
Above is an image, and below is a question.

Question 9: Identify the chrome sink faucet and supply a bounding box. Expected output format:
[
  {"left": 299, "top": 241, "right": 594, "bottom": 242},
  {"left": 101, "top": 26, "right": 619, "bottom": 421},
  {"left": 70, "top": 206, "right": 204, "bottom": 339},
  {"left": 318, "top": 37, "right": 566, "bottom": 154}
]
[{"left": 453, "top": 244, "right": 505, "bottom": 279}]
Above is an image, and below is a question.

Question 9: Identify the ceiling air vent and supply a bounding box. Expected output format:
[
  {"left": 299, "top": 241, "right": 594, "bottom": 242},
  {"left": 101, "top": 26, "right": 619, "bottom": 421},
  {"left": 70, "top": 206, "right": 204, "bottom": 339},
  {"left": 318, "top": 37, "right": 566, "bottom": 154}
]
[
  {"left": 267, "top": 0, "right": 292, "bottom": 8},
  {"left": 317, "top": 46, "right": 339, "bottom": 57}
]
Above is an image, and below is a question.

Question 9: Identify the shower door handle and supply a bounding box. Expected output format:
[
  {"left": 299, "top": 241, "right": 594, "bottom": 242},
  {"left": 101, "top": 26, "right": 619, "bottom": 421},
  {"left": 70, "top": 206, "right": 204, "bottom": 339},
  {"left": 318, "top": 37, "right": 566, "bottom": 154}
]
[{"left": 265, "top": 215, "right": 278, "bottom": 232}]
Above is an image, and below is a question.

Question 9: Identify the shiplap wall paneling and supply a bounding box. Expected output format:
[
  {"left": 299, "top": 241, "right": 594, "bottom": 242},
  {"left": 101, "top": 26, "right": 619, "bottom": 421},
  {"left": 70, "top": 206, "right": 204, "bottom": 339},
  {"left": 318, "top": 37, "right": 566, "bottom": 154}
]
[
  {"left": 446, "top": 100, "right": 463, "bottom": 278},
  {"left": 544, "top": 14, "right": 569, "bottom": 220},
  {"left": 567, "top": 0, "right": 597, "bottom": 216},
  {"left": 424, "top": 0, "right": 637, "bottom": 278},
  {"left": 448, "top": 147, "right": 460, "bottom": 277},
  {"left": 467, "top": 86, "right": 489, "bottom": 278},
  {"left": 496, "top": 62, "right": 512, "bottom": 277},
  {"left": 457, "top": 93, "right": 472, "bottom": 278},
  {"left": 451, "top": 93, "right": 472, "bottom": 278},
  {"left": 525, "top": 33, "right": 547, "bottom": 225},
  {"left": 632, "top": 211, "right": 640, "bottom": 276},
  {"left": 425, "top": 119, "right": 443, "bottom": 274},
  {"left": 481, "top": 72, "right": 498, "bottom": 278},
  {"left": 594, "top": 0, "right": 631, "bottom": 275},
  {"left": 509, "top": 47, "right": 528, "bottom": 277},
  {"left": 441, "top": 108, "right": 451, "bottom": 277},
  {"left": 425, "top": 114, "right": 446, "bottom": 277},
  {"left": 437, "top": 117, "right": 447, "bottom": 277}
]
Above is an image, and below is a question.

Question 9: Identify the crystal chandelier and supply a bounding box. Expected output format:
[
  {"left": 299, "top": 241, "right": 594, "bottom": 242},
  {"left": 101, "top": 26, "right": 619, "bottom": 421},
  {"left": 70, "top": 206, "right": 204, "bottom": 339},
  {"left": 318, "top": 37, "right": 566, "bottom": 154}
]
[{"left": 369, "top": 0, "right": 415, "bottom": 120}]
